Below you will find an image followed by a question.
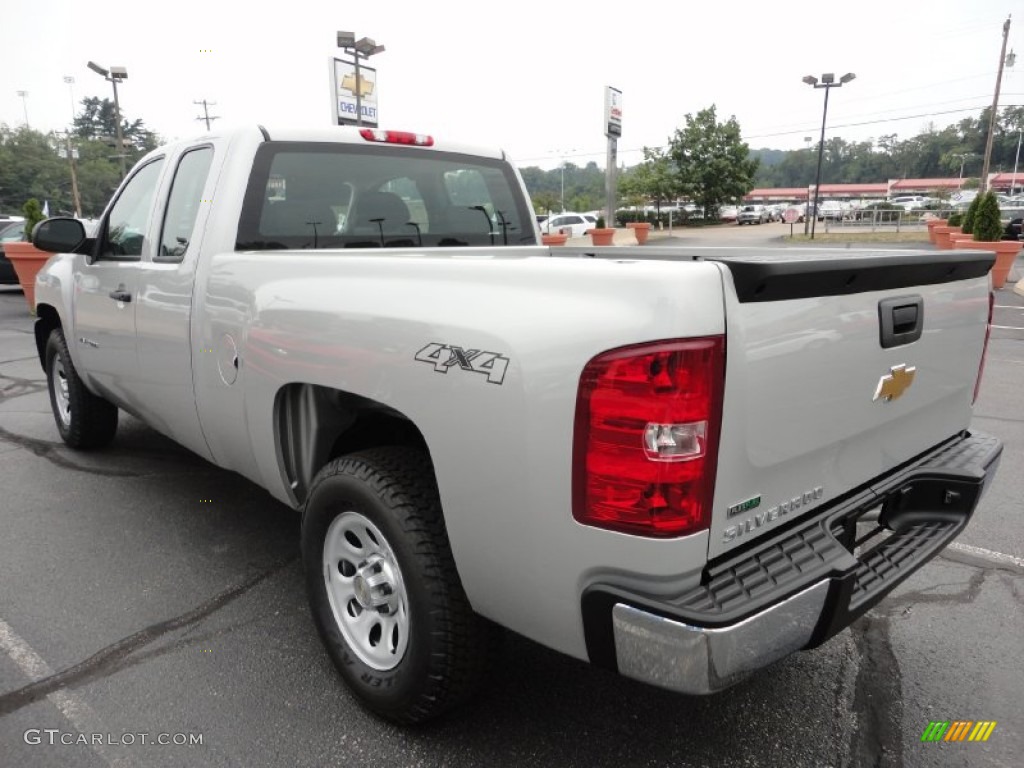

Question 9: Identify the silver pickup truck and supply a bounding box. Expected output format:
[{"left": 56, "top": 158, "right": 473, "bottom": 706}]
[{"left": 29, "top": 126, "right": 1002, "bottom": 723}]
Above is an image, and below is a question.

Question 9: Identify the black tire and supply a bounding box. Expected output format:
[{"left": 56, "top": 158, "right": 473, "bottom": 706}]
[
  {"left": 301, "top": 447, "right": 499, "bottom": 723},
  {"left": 45, "top": 328, "right": 118, "bottom": 449}
]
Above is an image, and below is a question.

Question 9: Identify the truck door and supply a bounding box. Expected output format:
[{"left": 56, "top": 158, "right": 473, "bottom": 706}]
[
  {"left": 132, "top": 144, "right": 218, "bottom": 460},
  {"left": 72, "top": 157, "right": 165, "bottom": 407}
]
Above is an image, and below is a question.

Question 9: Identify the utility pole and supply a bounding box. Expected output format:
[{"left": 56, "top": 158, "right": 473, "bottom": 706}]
[
  {"left": 194, "top": 99, "right": 220, "bottom": 131},
  {"left": 980, "top": 16, "right": 1012, "bottom": 193},
  {"left": 55, "top": 131, "right": 82, "bottom": 218}
]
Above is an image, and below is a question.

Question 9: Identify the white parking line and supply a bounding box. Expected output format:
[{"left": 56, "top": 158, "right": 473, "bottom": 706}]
[
  {"left": 947, "top": 542, "right": 1024, "bottom": 569},
  {"left": 0, "top": 617, "right": 129, "bottom": 768},
  {"left": 991, "top": 324, "right": 1024, "bottom": 330}
]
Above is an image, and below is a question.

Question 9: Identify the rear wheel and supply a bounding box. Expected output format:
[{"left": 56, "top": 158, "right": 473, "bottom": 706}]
[
  {"left": 45, "top": 328, "right": 118, "bottom": 449},
  {"left": 301, "top": 447, "right": 499, "bottom": 723}
]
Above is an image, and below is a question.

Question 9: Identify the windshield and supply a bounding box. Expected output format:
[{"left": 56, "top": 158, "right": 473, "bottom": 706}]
[{"left": 237, "top": 142, "right": 536, "bottom": 250}]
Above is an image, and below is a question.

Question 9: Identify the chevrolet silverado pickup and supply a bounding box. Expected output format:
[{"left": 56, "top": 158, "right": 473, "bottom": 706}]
[{"left": 28, "top": 125, "right": 1002, "bottom": 723}]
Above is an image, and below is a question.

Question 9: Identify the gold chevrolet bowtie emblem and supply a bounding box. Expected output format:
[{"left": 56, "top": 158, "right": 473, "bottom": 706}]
[
  {"left": 874, "top": 364, "right": 917, "bottom": 402},
  {"left": 341, "top": 73, "right": 374, "bottom": 97}
]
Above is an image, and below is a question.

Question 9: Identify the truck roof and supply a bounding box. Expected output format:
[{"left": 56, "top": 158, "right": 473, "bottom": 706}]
[{"left": 163, "top": 125, "right": 507, "bottom": 161}]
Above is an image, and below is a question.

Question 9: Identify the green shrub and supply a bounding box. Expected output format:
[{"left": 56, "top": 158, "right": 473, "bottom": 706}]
[
  {"left": 596, "top": 216, "right": 606, "bottom": 229},
  {"left": 972, "top": 192, "right": 1003, "bottom": 242},
  {"left": 960, "top": 194, "right": 981, "bottom": 235},
  {"left": 947, "top": 212, "right": 963, "bottom": 227},
  {"left": 21, "top": 199, "right": 45, "bottom": 242}
]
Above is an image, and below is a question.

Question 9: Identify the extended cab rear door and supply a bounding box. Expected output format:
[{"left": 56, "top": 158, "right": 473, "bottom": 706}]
[{"left": 132, "top": 142, "right": 220, "bottom": 459}]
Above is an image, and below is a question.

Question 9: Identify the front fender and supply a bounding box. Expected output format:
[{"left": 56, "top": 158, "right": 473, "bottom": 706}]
[{"left": 33, "top": 253, "right": 78, "bottom": 371}]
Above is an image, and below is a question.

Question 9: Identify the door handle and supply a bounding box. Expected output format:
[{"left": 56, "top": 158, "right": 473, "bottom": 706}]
[{"left": 108, "top": 287, "right": 132, "bottom": 303}]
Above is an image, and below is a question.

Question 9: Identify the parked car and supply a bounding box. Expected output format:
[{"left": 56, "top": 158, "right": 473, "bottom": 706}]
[
  {"left": 544, "top": 212, "right": 593, "bottom": 237},
  {"left": 718, "top": 205, "right": 738, "bottom": 222},
  {"left": 1001, "top": 207, "right": 1024, "bottom": 241},
  {"left": 0, "top": 219, "right": 26, "bottom": 284},
  {"left": 737, "top": 204, "right": 768, "bottom": 225}
]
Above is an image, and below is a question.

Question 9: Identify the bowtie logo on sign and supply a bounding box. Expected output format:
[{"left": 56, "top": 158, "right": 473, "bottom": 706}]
[{"left": 341, "top": 73, "right": 374, "bottom": 98}]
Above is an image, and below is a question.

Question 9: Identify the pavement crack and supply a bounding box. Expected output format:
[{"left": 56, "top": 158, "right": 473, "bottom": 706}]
[
  {"left": 0, "top": 355, "right": 40, "bottom": 365},
  {"left": 0, "top": 557, "right": 296, "bottom": 717},
  {"left": 0, "top": 425, "right": 142, "bottom": 477},
  {"left": 0, "top": 372, "right": 47, "bottom": 400},
  {"left": 846, "top": 613, "right": 903, "bottom": 768},
  {"left": 883, "top": 569, "right": 987, "bottom": 611},
  {"left": 939, "top": 548, "right": 1024, "bottom": 576}
]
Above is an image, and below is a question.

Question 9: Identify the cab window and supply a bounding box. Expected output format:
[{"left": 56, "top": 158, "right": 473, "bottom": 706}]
[
  {"left": 157, "top": 147, "right": 214, "bottom": 262},
  {"left": 100, "top": 159, "right": 165, "bottom": 259}
]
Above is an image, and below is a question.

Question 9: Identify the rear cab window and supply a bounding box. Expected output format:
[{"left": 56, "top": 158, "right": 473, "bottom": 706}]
[{"left": 236, "top": 142, "right": 536, "bottom": 250}]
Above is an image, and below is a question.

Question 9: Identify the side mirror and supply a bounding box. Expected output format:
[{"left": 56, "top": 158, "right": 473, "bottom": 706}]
[{"left": 33, "top": 217, "right": 87, "bottom": 254}]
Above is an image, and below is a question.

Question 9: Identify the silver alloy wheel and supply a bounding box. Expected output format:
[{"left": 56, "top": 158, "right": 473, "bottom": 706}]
[
  {"left": 323, "top": 510, "right": 409, "bottom": 670},
  {"left": 52, "top": 357, "right": 71, "bottom": 427}
]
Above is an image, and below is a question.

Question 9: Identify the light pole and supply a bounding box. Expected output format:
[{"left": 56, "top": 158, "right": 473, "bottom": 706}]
[
  {"left": 63, "top": 76, "right": 76, "bottom": 123},
  {"left": 557, "top": 150, "right": 576, "bottom": 213},
  {"left": 980, "top": 18, "right": 1012, "bottom": 193},
  {"left": 336, "top": 31, "right": 385, "bottom": 127},
  {"left": 952, "top": 152, "right": 975, "bottom": 188},
  {"left": 87, "top": 61, "right": 129, "bottom": 178},
  {"left": 802, "top": 72, "right": 855, "bottom": 239},
  {"left": 16, "top": 90, "right": 29, "bottom": 126}
]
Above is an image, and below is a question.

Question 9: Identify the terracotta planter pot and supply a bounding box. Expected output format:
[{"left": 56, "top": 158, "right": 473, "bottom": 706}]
[
  {"left": 933, "top": 226, "right": 956, "bottom": 250},
  {"left": 588, "top": 228, "right": 616, "bottom": 246},
  {"left": 926, "top": 218, "right": 948, "bottom": 244},
  {"left": 626, "top": 221, "right": 652, "bottom": 244},
  {"left": 948, "top": 233, "right": 974, "bottom": 249},
  {"left": 541, "top": 233, "right": 568, "bottom": 246},
  {"left": 957, "top": 239, "right": 1023, "bottom": 289},
  {"left": 4, "top": 241, "right": 54, "bottom": 311}
]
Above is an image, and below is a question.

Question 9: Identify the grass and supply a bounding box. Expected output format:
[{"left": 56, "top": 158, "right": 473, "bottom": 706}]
[{"left": 784, "top": 232, "right": 931, "bottom": 243}]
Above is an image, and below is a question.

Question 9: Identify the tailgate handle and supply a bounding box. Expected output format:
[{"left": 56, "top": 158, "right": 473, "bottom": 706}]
[{"left": 879, "top": 296, "right": 923, "bottom": 348}]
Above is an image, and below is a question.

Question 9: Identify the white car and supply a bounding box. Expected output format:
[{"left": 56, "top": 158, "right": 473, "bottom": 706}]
[{"left": 544, "top": 212, "right": 595, "bottom": 237}]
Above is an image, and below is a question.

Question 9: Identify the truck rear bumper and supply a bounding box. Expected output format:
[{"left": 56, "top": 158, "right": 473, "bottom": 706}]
[{"left": 583, "top": 431, "right": 1002, "bottom": 695}]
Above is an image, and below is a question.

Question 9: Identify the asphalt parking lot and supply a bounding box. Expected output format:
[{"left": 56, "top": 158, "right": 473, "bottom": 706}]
[{"left": 1, "top": 237, "right": 1022, "bottom": 768}]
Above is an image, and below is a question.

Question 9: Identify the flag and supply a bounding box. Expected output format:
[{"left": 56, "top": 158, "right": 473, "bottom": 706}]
[{"left": 42, "top": 200, "right": 50, "bottom": 217}]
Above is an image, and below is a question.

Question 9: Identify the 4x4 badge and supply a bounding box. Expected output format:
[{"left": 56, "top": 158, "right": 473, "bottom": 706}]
[
  {"left": 415, "top": 343, "right": 510, "bottom": 385},
  {"left": 874, "top": 364, "right": 916, "bottom": 402}
]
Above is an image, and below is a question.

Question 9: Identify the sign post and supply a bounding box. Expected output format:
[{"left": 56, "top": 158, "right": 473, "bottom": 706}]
[{"left": 604, "top": 86, "right": 622, "bottom": 228}]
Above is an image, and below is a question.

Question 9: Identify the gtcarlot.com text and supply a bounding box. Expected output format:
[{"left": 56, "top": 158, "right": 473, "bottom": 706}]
[{"left": 24, "top": 729, "right": 204, "bottom": 746}]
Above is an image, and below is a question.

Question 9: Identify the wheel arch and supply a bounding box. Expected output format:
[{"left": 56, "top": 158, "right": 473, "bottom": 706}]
[
  {"left": 33, "top": 304, "right": 62, "bottom": 370},
  {"left": 274, "top": 383, "right": 432, "bottom": 508}
]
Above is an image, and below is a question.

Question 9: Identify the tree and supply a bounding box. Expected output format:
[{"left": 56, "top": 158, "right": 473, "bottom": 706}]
[
  {"left": 618, "top": 147, "right": 676, "bottom": 213},
  {"left": 74, "top": 97, "right": 156, "bottom": 149},
  {"left": 532, "top": 191, "right": 558, "bottom": 215},
  {"left": 972, "top": 192, "right": 1002, "bottom": 241},
  {"left": 668, "top": 106, "right": 759, "bottom": 219}
]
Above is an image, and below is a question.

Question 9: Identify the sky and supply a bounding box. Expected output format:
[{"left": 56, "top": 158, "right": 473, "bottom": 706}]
[{"left": 2, "top": 1, "right": 1022, "bottom": 171}]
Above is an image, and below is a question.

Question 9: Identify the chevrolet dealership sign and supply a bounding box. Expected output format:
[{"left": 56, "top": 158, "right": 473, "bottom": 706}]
[{"left": 330, "top": 57, "right": 378, "bottom": 127}]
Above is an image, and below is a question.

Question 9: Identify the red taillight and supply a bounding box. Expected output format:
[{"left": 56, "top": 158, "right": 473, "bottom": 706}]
[
  {"left": 973, "top": 291, "right": 994, "bottom": 404},
  {"left": 358, "top": 129, "right": 434, "bottom": 147},
  {"left": 573, "top": 338, "right": 725, "bottom": 537}
]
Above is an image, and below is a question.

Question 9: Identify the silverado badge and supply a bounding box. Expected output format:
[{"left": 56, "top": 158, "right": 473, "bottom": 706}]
[{"left": 873, "top": 364, "right": 916, "bottom": 402}]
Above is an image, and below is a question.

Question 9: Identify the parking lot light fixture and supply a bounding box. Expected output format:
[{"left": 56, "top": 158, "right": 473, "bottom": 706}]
[
  {"left": 88, "top": 60, "right": 129, "bottom": 178},
  {"left": 803, "top": 71, "right": 855, "bottom": 239}
]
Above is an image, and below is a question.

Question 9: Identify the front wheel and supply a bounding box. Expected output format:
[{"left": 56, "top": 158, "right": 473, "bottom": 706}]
[
  {"left": 45, "top": 328, "right": 118, "bottom": 449},
  {"left": 301, "top": 447, "right": 499, "bottom": 723}
]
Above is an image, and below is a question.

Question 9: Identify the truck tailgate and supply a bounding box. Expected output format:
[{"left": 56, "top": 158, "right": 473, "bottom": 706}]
[{"left": 706, "top": 250, "right": 994, "bottom": 559}]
